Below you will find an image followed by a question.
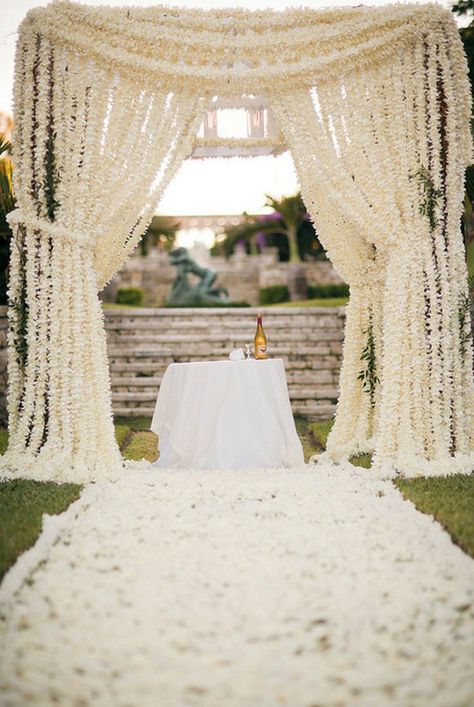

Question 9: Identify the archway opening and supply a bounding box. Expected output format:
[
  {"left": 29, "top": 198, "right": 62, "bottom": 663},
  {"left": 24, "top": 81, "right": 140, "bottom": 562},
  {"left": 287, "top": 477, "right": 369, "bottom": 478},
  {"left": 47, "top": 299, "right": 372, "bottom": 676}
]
[{"left": 1, "top": 2, "right": 471, "bottom": 481}]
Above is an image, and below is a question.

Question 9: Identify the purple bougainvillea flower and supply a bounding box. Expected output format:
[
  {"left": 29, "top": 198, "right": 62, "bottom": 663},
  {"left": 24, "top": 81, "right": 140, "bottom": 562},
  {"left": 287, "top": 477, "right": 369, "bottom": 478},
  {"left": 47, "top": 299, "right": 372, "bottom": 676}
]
[
  {"left": 258, "top": 212, "right": 282, "bottom": 222},
  {"left": 256, "top": 231, "right": 266, "bottom": 248}
]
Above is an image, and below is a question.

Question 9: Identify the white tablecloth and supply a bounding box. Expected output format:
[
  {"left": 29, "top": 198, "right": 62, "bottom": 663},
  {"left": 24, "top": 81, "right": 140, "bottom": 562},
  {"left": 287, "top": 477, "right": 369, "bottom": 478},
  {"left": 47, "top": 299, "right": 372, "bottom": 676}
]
[{"left": 151, "top": 359, "right": 304, "bottom": 470}]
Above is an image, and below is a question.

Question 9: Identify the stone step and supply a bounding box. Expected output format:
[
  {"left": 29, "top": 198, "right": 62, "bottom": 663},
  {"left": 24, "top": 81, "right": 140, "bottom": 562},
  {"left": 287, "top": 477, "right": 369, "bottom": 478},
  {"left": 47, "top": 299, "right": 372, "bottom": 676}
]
[
  {"left": 112, "top": 385, "right": 339, "bottom": 403},
  {"left": 104, "top": 311, "right": 342, "bottom": 321},
  {"left": 111, "top": 376, "right": 163, "bottom": 387},
  {"left": 287, "top": 370, "right": 337, "bottom": 384},
  {"left": 292, "top": 403, "right": 337, "bottom": 421},
  {"left": 111, "top": 402, "right": 337, "bottom": 421},
  {"left": 105, "top": 317, "right": 343, "bottom": 331},
  {"left": 105, "top": 330, "right": 344, "bottom": 344},
  {"left": 110, "top": 370, "right": 337, "bottom": 386},
  {"left": 104, "top": 306, "right": 346, "bottom": 317},
  {"left": 289, "top": 386, "right": 339, "bottom": 400},
  {"left": 105, "top": 307, "right": 344, "bottom": 419},
  {"left": 109, "top": 355, "right": 341, "bottom": 370},
  {"left": 113, "top": 407, "right": 156, "bottom": 418},
  {"left": 110, "top": 365, "right": 171, "bottom": 376},
  {"left": 107, "top": 345, "right": 341, "bottom": 358}
]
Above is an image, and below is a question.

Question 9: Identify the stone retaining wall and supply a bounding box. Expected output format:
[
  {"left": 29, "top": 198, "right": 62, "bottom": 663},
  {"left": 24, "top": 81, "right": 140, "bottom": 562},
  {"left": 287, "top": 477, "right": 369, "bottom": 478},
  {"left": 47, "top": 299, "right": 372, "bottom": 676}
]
[
  {"left": 106, "top": 306, "right": 345, "bottom": 420},
  {"left": 103, "top": 250, "right": 344, "bottom": 307},
  {"left": 0, "top": 306, "right": 346, "bottom": 423}
]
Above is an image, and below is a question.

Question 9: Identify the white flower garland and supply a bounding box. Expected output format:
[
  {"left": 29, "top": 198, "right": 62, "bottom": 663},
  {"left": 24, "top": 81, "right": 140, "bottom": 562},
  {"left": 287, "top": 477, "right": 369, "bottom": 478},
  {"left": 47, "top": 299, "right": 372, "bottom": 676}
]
[{"left": 1, "top": 1, "right": 473, "bottom": 482}]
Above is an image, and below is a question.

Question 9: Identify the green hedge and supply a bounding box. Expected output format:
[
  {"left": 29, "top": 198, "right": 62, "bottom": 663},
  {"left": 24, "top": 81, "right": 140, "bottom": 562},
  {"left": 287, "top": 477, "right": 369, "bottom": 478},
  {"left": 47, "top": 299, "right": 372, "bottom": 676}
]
[
  {"left": 307, "top": 283, "right": 349, "bottom": 299},
  {"left": 116, "top": 287, "right": 144, "bottom": 306},
  {"left": 165, "top": 301, "right": 250, "bottom": 308},
  {"left": 259, "top": 285, "right": 290, "bottom": 305}
]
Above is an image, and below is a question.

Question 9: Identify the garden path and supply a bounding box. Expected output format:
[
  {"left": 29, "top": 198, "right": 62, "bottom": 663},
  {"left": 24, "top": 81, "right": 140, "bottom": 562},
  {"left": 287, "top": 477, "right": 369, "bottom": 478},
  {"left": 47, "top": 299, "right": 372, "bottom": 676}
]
[{"left": 1, "top": 464, "right": 473, "bottom": 706}]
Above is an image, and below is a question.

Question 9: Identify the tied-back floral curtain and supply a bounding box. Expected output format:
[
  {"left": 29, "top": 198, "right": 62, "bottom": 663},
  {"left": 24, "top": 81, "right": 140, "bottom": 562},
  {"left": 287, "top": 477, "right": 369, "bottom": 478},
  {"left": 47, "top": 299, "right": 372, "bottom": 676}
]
[
  {"left": 269, "top": 13, "right": 474, "bottom": 475},
  {"left": 3, "top": 7, "right": 207, "bottom": 479},
  {"left": 1, "top": 0, "right": 473, "bottom": 480}
]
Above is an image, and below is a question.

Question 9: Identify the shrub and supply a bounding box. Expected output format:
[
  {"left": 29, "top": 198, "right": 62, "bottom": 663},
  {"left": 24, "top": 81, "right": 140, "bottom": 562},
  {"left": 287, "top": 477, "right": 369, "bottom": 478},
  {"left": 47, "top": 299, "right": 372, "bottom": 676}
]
[
  {"left": 259, "top": 285, "right": 290, "bottom": 305},
  {"left": 307, "top": 283, "right": 349, "bottom": 299},
  {"left": 116, "top": 287, "right": 144, "bottom": 307},
  {"left": 164, "top": 301, "right": 250, "bottom": 308}
]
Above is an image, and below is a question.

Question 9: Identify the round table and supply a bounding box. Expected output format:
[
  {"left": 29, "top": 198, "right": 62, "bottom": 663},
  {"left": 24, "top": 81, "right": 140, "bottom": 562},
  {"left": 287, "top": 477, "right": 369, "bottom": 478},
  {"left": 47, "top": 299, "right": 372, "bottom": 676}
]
[{"left": 151, "top": 359, "right": 305, "bottom": 470}]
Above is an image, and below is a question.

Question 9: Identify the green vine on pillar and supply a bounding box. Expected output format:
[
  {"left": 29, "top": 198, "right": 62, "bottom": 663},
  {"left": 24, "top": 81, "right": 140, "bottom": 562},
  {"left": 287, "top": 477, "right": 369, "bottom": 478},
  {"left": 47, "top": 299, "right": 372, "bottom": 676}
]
[
  {"left": 458, "top": 290, "right": 472, "bottom": 359},
  {"left": 43, "top": 50, "right": 60, "bottom": 223},
  {"left": 410, "top": 165, "right": 442, "bottom": 232},
  {"left": 11, "top": 225, "right": 28, "bottom": 374},
  {"left": 358, "top": 311, "right": 379, "bottom": 408}
]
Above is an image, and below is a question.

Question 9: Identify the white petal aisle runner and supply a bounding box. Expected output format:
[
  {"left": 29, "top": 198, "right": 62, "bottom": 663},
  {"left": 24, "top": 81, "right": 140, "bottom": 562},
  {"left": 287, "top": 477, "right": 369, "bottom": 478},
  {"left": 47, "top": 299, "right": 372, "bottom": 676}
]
[{"left": 1, "top": 465, "right": 473, "bottom": 706}]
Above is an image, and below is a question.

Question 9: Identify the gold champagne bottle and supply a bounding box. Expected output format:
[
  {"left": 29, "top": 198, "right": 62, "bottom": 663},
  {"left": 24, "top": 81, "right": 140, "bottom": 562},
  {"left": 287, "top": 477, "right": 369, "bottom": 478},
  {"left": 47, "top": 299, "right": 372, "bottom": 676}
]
[{"left": 254, "top": 313, "right": 268, "bottom": 359}]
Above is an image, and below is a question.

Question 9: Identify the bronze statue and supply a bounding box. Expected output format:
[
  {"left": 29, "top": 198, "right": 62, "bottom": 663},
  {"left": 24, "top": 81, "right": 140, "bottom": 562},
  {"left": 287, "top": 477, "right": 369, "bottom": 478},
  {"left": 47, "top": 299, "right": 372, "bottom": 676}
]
[{"left": 167, "top": 247, "right": 229, "bottom": 305}]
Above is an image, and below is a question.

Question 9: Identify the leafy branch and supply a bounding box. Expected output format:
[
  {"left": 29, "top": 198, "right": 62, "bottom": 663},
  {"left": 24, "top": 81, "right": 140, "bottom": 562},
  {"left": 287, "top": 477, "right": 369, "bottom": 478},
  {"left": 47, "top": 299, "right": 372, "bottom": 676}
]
[
  {"left": 0, "top": 139, "right": 11, "bottom": 158},
  {"left": 459, "top": 289, "right": 473, "bottom": 359},
  {"left": 11, "top": 227, "right": 29, "bottom": 373},
  {"left": 44, "top": 50, "right": 60, "bottom": 221}
]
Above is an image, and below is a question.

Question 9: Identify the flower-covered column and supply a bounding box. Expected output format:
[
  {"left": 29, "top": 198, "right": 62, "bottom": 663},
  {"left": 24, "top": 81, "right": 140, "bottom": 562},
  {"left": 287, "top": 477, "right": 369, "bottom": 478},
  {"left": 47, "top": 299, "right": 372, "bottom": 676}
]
[
  {"left": 3, "top": 216, "right": 122, "bottom": 480},
  {"left": 372, "top": 28, "right": 474, "bottom": 475},
  {"left": 270, "top": 13, "right": 474, "bottom": 475},
  {"left": 1, "top": 21, "right": 206, "bottom": 481},
  {"left": 269, "top": 89, "right": 385, "bottom": 457}
]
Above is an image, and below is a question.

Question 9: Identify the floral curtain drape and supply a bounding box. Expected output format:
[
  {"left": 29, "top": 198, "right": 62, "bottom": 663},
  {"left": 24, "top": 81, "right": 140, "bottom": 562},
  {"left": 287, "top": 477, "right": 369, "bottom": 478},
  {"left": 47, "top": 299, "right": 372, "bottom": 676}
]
[
  {"left": 3, "top": 14, "right": 206, "bottom": 479},
  {"left": 269, "top": 13, "right": 474, "bottom": 475},
  {"left": 1, "top": 1, "right": 473, "bottom": 480}
]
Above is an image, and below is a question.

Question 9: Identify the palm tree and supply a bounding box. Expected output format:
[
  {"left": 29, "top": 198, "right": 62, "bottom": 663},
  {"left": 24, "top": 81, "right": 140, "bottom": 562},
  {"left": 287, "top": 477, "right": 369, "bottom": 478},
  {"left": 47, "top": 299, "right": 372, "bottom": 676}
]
[
  {"left": 214, "top": 192, "right": 314, "bottom": 300},
  {"left": 263, "top": 193, "right": 305, "bottom": 263},
  {"left": 215, "top": 193, "right": 316, "bottom": 261}
]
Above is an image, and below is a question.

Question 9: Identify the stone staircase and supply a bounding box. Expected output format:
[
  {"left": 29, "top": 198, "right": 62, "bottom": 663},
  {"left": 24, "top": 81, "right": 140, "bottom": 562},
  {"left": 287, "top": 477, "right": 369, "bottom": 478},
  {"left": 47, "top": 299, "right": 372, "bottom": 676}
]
[{"left": 106, "top": 306, "right": 345, "bottom": 420}]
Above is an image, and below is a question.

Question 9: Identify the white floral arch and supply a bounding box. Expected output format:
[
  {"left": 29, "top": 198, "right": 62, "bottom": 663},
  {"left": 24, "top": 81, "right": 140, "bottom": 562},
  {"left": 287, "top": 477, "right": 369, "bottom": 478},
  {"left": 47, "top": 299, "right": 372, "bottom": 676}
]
[{"left": 2, "top": 1, "right": 473, "bottom": 481}]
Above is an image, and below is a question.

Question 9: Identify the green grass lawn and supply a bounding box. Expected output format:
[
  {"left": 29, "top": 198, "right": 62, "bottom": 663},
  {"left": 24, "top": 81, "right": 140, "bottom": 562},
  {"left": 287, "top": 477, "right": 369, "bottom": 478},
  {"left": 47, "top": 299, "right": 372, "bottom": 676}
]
[
  {"left": 394, "top": 476, "right": 474, "bottom": 557},
  {"left": 0, "top": 479, "right": 82, "bottom": 581},
  {"left": 115, "top": 424, "right": 131, "bottom": 449},
  {"left": 123, "top": 431, "right": 158, "bottom": 462},
  {"left": 271, "top": 297, "right": 348, "bottom": 308},
  {"left": 104, "top": 301, "right": 349, "bottom": 309},
  {"left": 102, "top": 302, "right": 140, "bottom": 310},
  {"left": 298, "top": 418, "right": 371, "bottom": 468},
  {"left": 103, "top": 299, "right": 349, "bottom": 310},
  {"left": 0, "top": 416, "right": 473, "bottom": 580},
  {"left": 115, "top": 416, "right": 154, "bottom": 431},
  {"left": 0, "top": 422, "right": 157, "bottom": 580}
]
